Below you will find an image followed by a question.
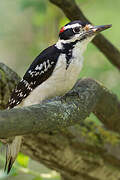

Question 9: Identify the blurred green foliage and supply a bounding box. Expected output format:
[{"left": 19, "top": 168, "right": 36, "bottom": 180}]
[
  {"left": 17, "top": 153, "right": 29, "bottom": 168},
  {"left": 33, "top": 177, "right": 42, "bottom": 180},
  {"left": 0, "top": 0, "right": 120, "bottom": 179},
  {"left": 21, "top": 0, "right": 46, "bottom": 12}
]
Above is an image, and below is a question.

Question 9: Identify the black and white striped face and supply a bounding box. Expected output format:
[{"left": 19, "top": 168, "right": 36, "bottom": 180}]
[{"left": 59, "top": 20, "right": 111, "bottom": 42}]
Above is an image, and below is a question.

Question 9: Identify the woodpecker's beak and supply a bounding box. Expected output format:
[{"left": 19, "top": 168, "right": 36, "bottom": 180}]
[
  {"left": 84, "top": 24, "right": 112, "bottom": 36},
  {"left": 91, "top": 24, "right": 112, "bottom": 33}
]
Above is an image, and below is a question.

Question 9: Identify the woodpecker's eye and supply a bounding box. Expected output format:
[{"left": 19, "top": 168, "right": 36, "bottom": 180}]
[{"left": 73, "top": 27, "right": 80, "bottom": 33}]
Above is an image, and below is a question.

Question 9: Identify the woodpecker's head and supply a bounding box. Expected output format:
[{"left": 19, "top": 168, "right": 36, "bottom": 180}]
[{"left": 59, "top": 20, "right": 111, "bottom": 43}]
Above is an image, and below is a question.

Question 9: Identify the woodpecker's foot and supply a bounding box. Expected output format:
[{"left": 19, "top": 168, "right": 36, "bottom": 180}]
[
  {"left": 60, "top": 90, "right": 80, "bottom": 103},
  {"left": 67, "top": 89, "right": 81, "bottom": 99},
  {"left": 60, "top": 95, "right": 67, "bottom": 103},
  {"left": 74, "top": 91, "right": 81, "bottom": 99}
]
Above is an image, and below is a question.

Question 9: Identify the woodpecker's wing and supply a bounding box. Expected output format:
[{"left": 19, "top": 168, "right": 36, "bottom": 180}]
[{"left": 7, "top": 45, "right": 61, "bottom": 109}]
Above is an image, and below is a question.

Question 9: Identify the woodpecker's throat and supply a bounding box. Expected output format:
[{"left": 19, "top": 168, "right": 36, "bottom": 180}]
[
  {"left": 55, "top": 40, "right": 78, "bottom": 69},
  {"left": 55, "top": 38, "right": 91, "bottom": 69}
]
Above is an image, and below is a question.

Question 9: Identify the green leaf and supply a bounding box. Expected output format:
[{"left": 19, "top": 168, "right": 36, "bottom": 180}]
[
  {"left": 17, "top": 153, "right": 29, "bottom": 168},
  {"left": 32, "top": 177, "right": 42, "bottom": 180}
]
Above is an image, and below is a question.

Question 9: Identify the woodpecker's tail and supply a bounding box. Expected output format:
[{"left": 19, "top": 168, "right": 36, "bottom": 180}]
[{"left": 4, "top": 136, "right": 22, "bottom": 174}]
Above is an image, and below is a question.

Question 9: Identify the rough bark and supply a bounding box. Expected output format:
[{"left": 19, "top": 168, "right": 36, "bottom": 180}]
[
  {"left": 22, "top": 128, "right": 120, "bottom": 180},
  {"left": 0, "top": 64, "right": 120, "bottom": 180},
  {"left": 49, "top": 0, "right": 120, "bottom": 70},
  {"left": 0, "top": 78, "right": 101, "bottom": 138},
  {"left": 0, "top": 63, "right": 20, "bottom": 109},
  {"left": 0, "top": 78, "right": 120, "bottom": 138}
]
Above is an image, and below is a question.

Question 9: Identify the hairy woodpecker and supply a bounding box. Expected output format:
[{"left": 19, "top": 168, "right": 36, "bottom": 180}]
[{"left": 5, "top": 20, "right": 111, "bottom": 173}]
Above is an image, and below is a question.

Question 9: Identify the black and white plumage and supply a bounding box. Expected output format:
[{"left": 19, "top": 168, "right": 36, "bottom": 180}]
[
  {"left": 8, "top": 45, "right": 60, "bottom": 109},
  {"left": 5, "top": 20, "right": 111, "bottom": 173}
]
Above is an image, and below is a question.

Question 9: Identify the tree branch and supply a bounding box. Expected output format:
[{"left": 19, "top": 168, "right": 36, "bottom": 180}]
[
  {"left": 0, "top": 78, "right": 101, "bottom": 138},
  {"left": 22, "top": 123, "right": 120, "bottom": 180},
  {"left": 0, "top": 77, "right": 120, "bottom": 138},
  {"left": 0, "top": 62, "right": 20, "bottom": 109},
  {"left": 1, "top": 63, "right": 120, "bottom": 179},
  {"left": 49, "top": 0, "right": 120, "bottom": 70}
]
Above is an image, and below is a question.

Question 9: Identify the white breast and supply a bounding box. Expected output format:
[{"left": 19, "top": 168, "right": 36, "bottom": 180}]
[{"left": 21, "top": 47, "right": 84, "bottom": 107}]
